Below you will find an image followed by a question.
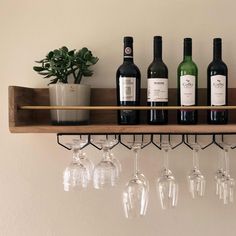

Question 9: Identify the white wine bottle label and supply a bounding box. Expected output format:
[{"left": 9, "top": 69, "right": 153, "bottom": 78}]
[
  {"left": 180, "top": 75, "right": 195, "bottom": 106},
  {"left": 147, "top": 78, "right": 168, "bottom": 102},
  {"left": 119, "top": 76, "right": 136, "bottom": 101},
  {"left": 211, "top": 75, "right": 226, "bottom": 106}
]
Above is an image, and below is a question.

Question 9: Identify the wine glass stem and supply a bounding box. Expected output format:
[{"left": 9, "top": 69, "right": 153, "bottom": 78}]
[
  {"left": 108, "top": 148, "right": 113, "bottom": 158},
  {"left": 163, "top": 149, "right": 169, "bottom": 170},
  {"left": 193, "top": 149, "right": 199, "bottom": 169},
  {"left": 134, "top": 149, "right": 140, "bottom": 175},
  {"left": 72, "top": 147, "right": 77, "bottom": 161},
  {"left": 103, "top": 147, "right": 110, "bottom": 160},
  {"left": 72, "top": 145, "right": 83, "bottom": 162},
  {"left": 224, "top": 149, "right": 230, "bottom": 175},
  {"left": 218, "top": 150, "right": 224, "bottom": 170}
]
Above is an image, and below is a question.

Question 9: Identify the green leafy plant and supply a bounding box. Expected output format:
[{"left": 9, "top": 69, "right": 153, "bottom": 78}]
[{"left": 33, "top": 46, "right": 99, "bottom": 84}]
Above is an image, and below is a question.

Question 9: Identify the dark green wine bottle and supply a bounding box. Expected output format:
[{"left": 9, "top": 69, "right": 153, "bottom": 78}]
[
  {"left": 177, "top": 38, "right": 198, "bottom": 124},
  {"left": 207, "top": 38, "right": 228, "bottom": 124},
  {"left": 147, "top": 36, "right": 168, "bottom": 124}
]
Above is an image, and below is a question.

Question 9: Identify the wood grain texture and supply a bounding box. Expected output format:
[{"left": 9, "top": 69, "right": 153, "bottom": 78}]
[
  {"left": 8, "top": 86, "right": 236, "bottom": 133},
  {"left": 19, "top": 105, "right": 236, "bottom": 110},
  {"left": 9, "top": 124, "right": 236, "bottom": 134},
  {"left": 9, "top": 86, "right": 34, "bottom": 126}
]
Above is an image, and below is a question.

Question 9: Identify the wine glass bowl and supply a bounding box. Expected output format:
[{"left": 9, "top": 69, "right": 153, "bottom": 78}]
[
  {"left": 123, "top": 177, "right": 148, "bottom": 218},
  {"left": 63, "top": 160, "right": 90, "bottom": 191},
  {"left": 187, "top": 143, "right": 206, "bottom": 199},
  {"left": 63, "top": 138, "right": 93, "bottom": 191},
  {"left": 215, "top": 143, "right": 235, "bottom": 204},
  {"left": 215, "top": 168, "right": 225, "bottom": 197},
  {"left": 93, "top": 158, "right": 117, "bottom": 189},
  {"left": 187, "top": 168, "right": 206, "bottom": 198},
  {"left": 221, "top": 174, "right": 235, "bottom": 204},
  {"left": 109, "top": 152, "right": 122, "bottom": 179},
  {"left": 79, "top": 152, "right": 94, "bottom": 181},
  {"left": 157, "top": 168, "right": 178, "bottom": 209},
  {"left": 93, "top": 140, "right": 119, "bottom": 189}
]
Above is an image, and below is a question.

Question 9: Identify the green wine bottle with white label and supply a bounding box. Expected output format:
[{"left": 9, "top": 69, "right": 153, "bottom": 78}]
[
  {"left": 177, "top": 38, "right": 198, "bottom": 124},
  {"left": 116, "top": 36, "right": 141, "bottom": 125}
]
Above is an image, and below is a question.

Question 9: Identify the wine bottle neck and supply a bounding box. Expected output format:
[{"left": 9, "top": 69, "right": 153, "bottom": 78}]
[
  {"left": 154, "top": 37, "right": 162, "bottom": 60},
  {"left": 213, "top": 40, "right": 222, "bottom": 60},
  {"left": 183, "top": 38, "right": 192, "bottom": 59},
  {"left": 123, "top": 42, "right": 133, "bottom": 62}
]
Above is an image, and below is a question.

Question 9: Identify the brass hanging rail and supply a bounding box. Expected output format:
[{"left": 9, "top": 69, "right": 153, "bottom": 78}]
[{"left": 19, "top": 105, "right": 236, "bottom": 110}]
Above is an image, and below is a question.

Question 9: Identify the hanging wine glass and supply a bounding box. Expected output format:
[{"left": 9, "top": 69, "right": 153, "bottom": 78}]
[
  {"left": 78, "top": 151, "right": 94, "bottom": 181},
  {"left": 109, "top": 150, "right": 122, "bottom": 179},
  {"left": 157, "top": 143, "right": 178, "bottom": 209},
  {"left": 122, "top": 144, "right": 149, "bottom": 218},
  {"left": 93, "top": 140, "right": 118, "bottom": 189},
  {"left": 218, "top": 144, "right": 235, "bottom": 204},
  {"left": 187, "top": 143, "right": 206, "bottom": 198},
  {"left": 215, "top": 150, "right": 225, "bottom": 198},
  {"left": 63, "top": 139, "right": 92, "bottom": 191}
]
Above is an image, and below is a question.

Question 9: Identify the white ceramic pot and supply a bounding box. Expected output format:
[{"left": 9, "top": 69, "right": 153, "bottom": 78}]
[{"left": 49, "top": 83, "right": 91, "bottom": 125}]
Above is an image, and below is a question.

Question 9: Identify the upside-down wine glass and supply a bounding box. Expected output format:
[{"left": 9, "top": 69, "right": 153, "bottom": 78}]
[
  {"left": 108, "top": 146, "right": 122, "bottom": 179},
  {"left": 122, "top": 143, "right": 149, "bottom": 218},
  {"left": 215, "top": 149, "right": 225, "bottom": 197},
  {"left": 63, "top": 139, "right": 93, "bottom": 191},
  {"left": 93, "top": 140, "right": 118, "bottom": 189},
  {"left": 187, "top": 143, "right": 206, "bottom": 198},
  {"left": 157, "top": 143, "right": 178, "bottom": 209},
  {"left": 218, "top": 144, "right": 235, "bottom": 204}
]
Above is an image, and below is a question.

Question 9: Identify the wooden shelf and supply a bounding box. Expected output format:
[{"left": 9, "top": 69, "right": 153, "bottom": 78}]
[
  {"left": 8, "top": 86, "right": 236, "bottom": 134},
  {"left": 9, "top": 124, "right": 236, "bottom": 134},
  {"left": 19, "top": 105, "right": 236, "bottom": 111}
]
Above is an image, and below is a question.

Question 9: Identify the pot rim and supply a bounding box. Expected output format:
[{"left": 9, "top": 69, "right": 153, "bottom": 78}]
[{"left": 49, "top": 83, "right": 91, "bottom": 88}]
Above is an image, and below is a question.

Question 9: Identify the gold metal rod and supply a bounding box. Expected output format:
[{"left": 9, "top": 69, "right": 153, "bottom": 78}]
[{"left": 19, "top": 105, "right": 236, "bottom": 110}]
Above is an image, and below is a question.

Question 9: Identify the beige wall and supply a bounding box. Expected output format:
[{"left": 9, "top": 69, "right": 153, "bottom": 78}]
[{"left": 1, "top": 0, "right": 236, "bottom": 235}]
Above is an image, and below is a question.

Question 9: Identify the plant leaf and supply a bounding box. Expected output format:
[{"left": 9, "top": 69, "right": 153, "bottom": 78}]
[
  {"left": 35, "top": 59, "right": 45, "bottom": 63},
  {"left": 33, "top": 66, "right": 45, "bottom": 72},
  {"left": 48, "top": 78, "right": 59, "bottom": 84},
  {"left": 90, "top": 57, "right": 99, "bottom": 64},
  {"left": 82, "top": 69, "right": 93, "bottom": 76},
  {"left": 61, "top": 46, "right": 68, "bottom": 53},
  {"left": 38, "top": 72, "right": 50, "bottom": 76},
  {"left": 47, "top": 51, "right": 54, "bottom": 60},
  {"left": 44, "top": 73, "right": 54, "bottom": 78}
]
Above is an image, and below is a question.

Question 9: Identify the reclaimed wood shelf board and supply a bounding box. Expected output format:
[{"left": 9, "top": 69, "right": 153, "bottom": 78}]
[
  {"left": 8, "top": 86, "right": 236, "bottom": 134},
  {"left": 9, "top": 124, "right": 236, "bottom": 134}
]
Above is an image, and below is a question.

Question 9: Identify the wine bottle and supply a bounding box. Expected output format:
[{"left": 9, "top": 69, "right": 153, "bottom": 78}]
[
  {"left": 147, "top": 36, "right": 168, "bottom": 124},
  {"left": 116, "top": 36, "right": 141, "bottom": 125},
  {"left": 207, "top": 38, "right": 228, "bottom": 124},
  {"left": 177, "top": 38, "right": 198, "bottom": 124}
]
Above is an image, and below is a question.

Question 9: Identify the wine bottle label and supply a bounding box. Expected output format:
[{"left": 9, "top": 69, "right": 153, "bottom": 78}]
[
  {"left": 211, "top": 75, "right": 226, "bottom": 106},
  {"left": 147, "top": 78, "right": 168, "bottom": 102},
  {"left": 180, "top": 75, "right": 195, "bottom": 106},
  {"left": 119, "top": 76, "right": 136, "bottom": 101}
]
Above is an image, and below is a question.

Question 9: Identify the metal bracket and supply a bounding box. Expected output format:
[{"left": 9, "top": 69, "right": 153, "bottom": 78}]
[{"left": 56, "top": 133, "right": 236, "bottom": 152}]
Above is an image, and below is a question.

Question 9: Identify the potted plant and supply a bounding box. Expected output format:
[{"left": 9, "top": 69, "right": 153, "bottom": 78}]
[{"left": 33, "top": 46, "right": 98, "bottom": 125}]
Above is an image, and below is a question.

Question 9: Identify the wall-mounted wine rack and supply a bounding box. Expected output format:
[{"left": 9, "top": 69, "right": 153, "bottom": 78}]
[{"left": 8, "top": 86, "right": 236, "bottom": 135}]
